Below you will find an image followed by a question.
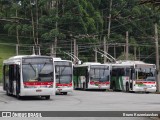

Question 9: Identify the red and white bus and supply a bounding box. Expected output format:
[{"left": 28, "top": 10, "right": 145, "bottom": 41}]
[
  {"left": 3, "top": 55, "right": 55, "bottom": 99},
  {"left": 53, "top": 58, "right": 73, "bottom": 95},
  {"left": 74, "top": 62, "right": 111, "bottom": 90},
  {"left": 111, "top": 60, "right": 156, "bottom": 92}
]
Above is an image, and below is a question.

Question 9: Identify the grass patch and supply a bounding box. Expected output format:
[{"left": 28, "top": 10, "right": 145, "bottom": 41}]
[{"left": 0, "top": 44, "right": 16, "bottom": 82}]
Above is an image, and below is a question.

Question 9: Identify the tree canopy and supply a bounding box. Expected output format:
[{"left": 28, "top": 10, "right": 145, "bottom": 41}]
[{"left": 0, "top": 0, "right": 159, "bottom": 63}]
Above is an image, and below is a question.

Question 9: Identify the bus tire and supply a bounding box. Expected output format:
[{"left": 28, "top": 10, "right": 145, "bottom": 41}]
[
  {"left": 16, "top": 93, "right": 21, "bottom": 100},
  {"left": 62, "top": 92, "right": 67, "bottom": 95},
  {"left": 6, "top": 87, "right": 10, "bottom": 96},
  {"left": 16, "top": 88, "right": 21, "bottom": 99},
  {"left": 112, "top": 82, "right": 116, "bottom": 91},
  {"left": 126, "top": 83, "right": 129, "bottom": 92},
  {"left": 6, "top": 89, "right": 9, "bottom": 96},
  {"left": 45, "top": 96, "right": 50, "bottom": 100}
]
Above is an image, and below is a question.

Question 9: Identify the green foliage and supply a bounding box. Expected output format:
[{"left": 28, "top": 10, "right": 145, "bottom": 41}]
[
  {"left": 0, "top": 44, "right": 15, "bottom": 81},
  {"left": 117, "top": 52, "right": 135, "bottom": 60},
  {"left": 0, "top": 0, "right": 159, "bottom": 63}
]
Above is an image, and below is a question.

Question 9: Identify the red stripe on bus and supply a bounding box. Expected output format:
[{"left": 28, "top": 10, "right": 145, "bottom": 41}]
[
  {"left": 23, "top": 81, "right": 53, "bottom": 86},
  {"left": 90, "top": 81, "right": 110, "bottom": 85},
  {"left": 56, "top": 83, "right": 72, "bottom": 87},
  {"left": 135, "top": 81, "right": 156, "bottom": 84}
]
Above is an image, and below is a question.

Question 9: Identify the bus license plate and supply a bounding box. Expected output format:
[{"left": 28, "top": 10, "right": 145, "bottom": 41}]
[
  {"left": 58, "top": 89, "right": 62, "bottom": 91},
  {"left": 36, "top": 89, "right": 42, "bottom": 92},
  {"left": 144, "top": 88, "right": 147, "bottom": 90}
]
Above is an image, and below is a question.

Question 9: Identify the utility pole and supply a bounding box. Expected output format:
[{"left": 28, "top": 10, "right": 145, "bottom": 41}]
[
  {"left": 51, "top": 43, "right": 54, "bottom": 56},
  {"left": 107, "top": 0, "right": 112, "bottom": 40},
  {"left": 54, "top": 0, "right": 58, "bottom": 57},
  {"left": 36, "top": 0, "right": 39, "bottom": 45},
  {"left": 134, "top": 46, "right": 137, "bottom": 60},
  {"left": 138, "top": 47, "right": 141, "bottom": 60},
  {"left": 104, "top": 36, "right": 106, "bottom": 63},
  {"left": 71, "top": 39, "right": 72, "bottom": 61},
  {"left": 38, "top": 45, "right": 41, "bottom": 55},
  {"left": 114, "top": 44, "right": 116, "bottom": 59},
  {"left": 107, "top": 0, "right": 112, "bottom": 53},
  {"left": 104, "top": 0, "right": 112, "bottom": 63},
  {"left": 16, "top": 44, "right": 19, "bottom": 55},
  {"left": 155, "top": 23, "right": 160, "bottom": 92},
  {"left": 76, "top": 44, "right": 78, "bottom": 61},
  {"left": 95, "top": 47, "right": 97, "bottom": 62},
  {"left": 124, "top": 45, "right": 125, "bottom": 54},
  {"left": 32, "top": 46, "right": 35, "bottom": 55},
  {"left": 126, "top": 31, "right": 129, "bottom": 60},
  {"left": 74, "top": 38, "right": 77, "bottom": 64}
]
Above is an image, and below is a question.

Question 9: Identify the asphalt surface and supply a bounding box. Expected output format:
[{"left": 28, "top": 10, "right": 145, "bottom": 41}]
[{"left": 0, "top": 86, "right": 160, "bottom": 120}]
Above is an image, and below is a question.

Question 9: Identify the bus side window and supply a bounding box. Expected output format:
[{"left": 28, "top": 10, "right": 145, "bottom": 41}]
[
  {"left": 112, "top": 69, "right": 117, "bottom": 76},
  {"left": 3, "top": 65, "right": 9, "bottom": 90},
  {"left": 125, "top": 68, "right": 130, "bottom": 76},
  {"left": 119, "top": 68, "right": 125, "bottom": 76}
]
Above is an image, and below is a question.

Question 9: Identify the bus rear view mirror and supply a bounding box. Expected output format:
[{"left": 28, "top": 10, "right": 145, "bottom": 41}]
[{"left": 78, "top": 61, "right": 81, "bottom": 65}]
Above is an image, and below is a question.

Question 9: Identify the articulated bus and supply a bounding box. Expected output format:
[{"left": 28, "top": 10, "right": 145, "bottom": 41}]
[
  {"left": 53, "top": 58, "right": 73, "bottom": 95},
  {"left": 74, "top": 62, "right": 111, "bottom": 90},
  {"left": 111, "top": 61, "right": 156, "bottom": 92},
  {"left": 3, "top": 55, "right": 55, "bottom": 99}
]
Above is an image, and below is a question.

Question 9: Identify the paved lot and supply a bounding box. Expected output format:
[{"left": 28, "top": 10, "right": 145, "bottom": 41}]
[{"left": 0, "top": 86, "right": 160, "bottom": 120}]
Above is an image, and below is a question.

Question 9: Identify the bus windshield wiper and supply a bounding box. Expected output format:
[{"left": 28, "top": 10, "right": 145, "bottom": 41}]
[
  {"left": 39, "top": 62, "right": 47, "bottom": 73},
  {"left": 60, "top": 66, "right": 67, "bottom": 75},
  {"left": 28, "top": 62, "right": 36, "bottom": 74}
]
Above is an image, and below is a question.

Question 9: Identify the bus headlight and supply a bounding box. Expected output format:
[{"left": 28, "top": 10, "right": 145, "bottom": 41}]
[
  {"left": 24, "top": 85, "right": 28, "bottom": 88},
  {"left": 49, "top": 84, "right": 53, "bottom": 88}
]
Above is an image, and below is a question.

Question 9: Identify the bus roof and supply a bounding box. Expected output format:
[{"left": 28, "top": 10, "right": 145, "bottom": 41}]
[
  {"left": 3, "top": 55, "right": 52, "bottom": 64},
  {"left": 112, "top": 60, "right": 155, "bottom": 67},
  {"left": 74, "top": 62, "right": 107, "bottom": 67},
  {"left": 52, "top": 57, "right": 62, "bottom": 61},
  {"left": 52, "top": 57, "right": 73, "bottom": 63},
  {"left": 82, "top": 62, "right": 101, "bottom": 65}
]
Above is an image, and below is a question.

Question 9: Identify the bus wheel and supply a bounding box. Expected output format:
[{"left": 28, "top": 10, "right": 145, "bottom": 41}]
[
  {"left": 45, "top": 96, "right": 50, "bottom": 100},
  {"left": 16, "top": 91, "right": 21, "bottom": 99},
  {"left": 6, "top": 88, "right": 10, "bottom": 96},
  {"left": 62, "top": 92, "right": 67, "bottom": 95},
  {"left": 16, "top": 94, "right": 21, "bottom": 99},
  {"left": 112, "top": 82, "right": 116, "bottom": 91},
  {"left": 126, "top": 83, "right": 129, "bottom": 92}
]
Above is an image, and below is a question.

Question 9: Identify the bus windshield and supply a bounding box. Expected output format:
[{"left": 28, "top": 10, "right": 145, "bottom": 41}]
[
  {"left": 55, "top": 61, "right": 72, "bottom": 84},
  {"left": 136, "top": 66, "right": 156, "bottom": 81},
  {"left": 90, "top": 65, "right": 110, "bottom": 82},
  {"left": 22, "top": 58, "right": 53, "bottom": 82}
]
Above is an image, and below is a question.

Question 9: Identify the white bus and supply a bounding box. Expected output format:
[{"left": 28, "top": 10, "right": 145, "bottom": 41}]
[
  {"left": 3, "top": 55, "right": 55, "bottom": 99},
  {"left": 111, "top": 60, "right": 156, "bottom": 92},
  {"left": 53, "top": 58, "right": 73, "bottom": 95},
  {"left": 74, "top": 62, "right": 111, "bottom": 90}
]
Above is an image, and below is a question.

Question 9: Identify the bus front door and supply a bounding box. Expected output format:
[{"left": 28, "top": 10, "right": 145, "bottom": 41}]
[{"left": 16, "top": 65, "right": 20, "bottom": 95}]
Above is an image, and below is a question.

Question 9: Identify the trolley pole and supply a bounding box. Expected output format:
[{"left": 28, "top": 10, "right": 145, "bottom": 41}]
[{"left": 155, "top": 23, "right": 160, "bottom": 92}]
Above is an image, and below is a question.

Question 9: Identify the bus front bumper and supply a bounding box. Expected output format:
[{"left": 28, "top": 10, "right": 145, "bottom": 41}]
[
  {"left": 20, "top": 88, "right": 55, "bottom": 96},
  {"left": 56, "top": 87, "right": 73, "bottom": 93},
  {"left": 133, "top": 86, "right": 156, "bottom": 93},
  {"left": 88, "top": 84, "right": 110, "bottom": 90}
]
